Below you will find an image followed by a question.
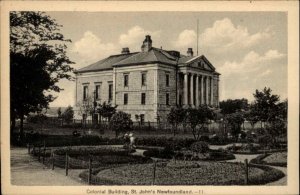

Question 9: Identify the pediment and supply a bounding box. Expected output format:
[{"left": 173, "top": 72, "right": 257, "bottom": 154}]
[{"left": 188, "top": 56, "right": 215, "bottom": 71}]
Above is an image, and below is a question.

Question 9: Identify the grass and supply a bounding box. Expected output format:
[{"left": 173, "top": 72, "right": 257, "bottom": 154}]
[
  {"left": 263, "top": 152, "right": 287, "bottom": 165},
  {"left": 94, "top": 161, "right": 270, "bottom": 185},
  {"left": 250, "top": 152, "right": 287, "bottom": 167}
]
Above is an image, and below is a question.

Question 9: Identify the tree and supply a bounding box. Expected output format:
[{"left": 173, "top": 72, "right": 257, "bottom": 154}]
[
  {"left": 219, "top": 98, "right": 248, "bottom": 115},
  {"left": 10, "top": 12, "right": 74, "bottom": 140},
  {"left": 252, "top": 87, "right": 280, "bottom": 125},
  {"left": 97, "top": 101, "right": 117, "bottom": 122},
  {"left": 219, "top": 99, "right": 248, "bottom": 135},
  {"left": 225, "top": 112, "right": 245, "bottom": 140},
  {"left": 110, "top": 111, "right": 132, "bottom": 138},
  {"left": 62, "top": 106, "right": 74, "bottom": 124},
  {"left": 250, "top": 88, "right": 287, "bottom": 144},
  {"left": 186, "top": 106, "right": 215, "bottom": 140},
  {"left": 57, "top": 107, "right": 62, "bottom": 118},
  {"left": 167, "top": 107, "right": 186, "bottom": 136}
]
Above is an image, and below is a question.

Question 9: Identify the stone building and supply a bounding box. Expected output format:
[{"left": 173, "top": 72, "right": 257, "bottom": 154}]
[{"left": 74, "top": 35, "right": 220, "bottom": 123}]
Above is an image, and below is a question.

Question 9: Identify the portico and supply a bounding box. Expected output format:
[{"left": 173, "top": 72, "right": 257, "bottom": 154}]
[{"left": 179, "top": 70, "right": 219, "bottom": 107}]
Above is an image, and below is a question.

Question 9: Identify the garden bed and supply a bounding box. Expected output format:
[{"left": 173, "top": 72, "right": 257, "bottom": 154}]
[
  {"left": 143, "top": 148, "right": 235, "bottom": 161},
  {"left": 92, "top": 160, "right": 284, "bottom": 185},
  {"left": 51, "top": 146, "right": 152, "bottom": 169}
]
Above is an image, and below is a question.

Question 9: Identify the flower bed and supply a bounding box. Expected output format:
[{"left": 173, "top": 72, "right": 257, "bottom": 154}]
[
  {"left": 51, "top": 146, "right": 152, "bottom": 169},
  {"left": 143, "top": 148, "right": 235, "bottom": 161},
  {"left": 92, "top": 160, "right": 283, "bottom": 185}
]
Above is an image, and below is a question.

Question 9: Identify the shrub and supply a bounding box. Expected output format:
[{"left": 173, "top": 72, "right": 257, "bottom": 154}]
[
  {"left": 206, "top": 151, "right": 235, "bottom": 161},
  {"left": 143, "top": 147, "right": 175, "bottom": 159},
  {"left": 190, "top": 141, "right": 209, "bottom": 154}
]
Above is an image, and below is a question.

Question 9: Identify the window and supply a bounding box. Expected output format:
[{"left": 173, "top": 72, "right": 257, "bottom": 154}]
[
  {"left": 140, "top": 114, "right": 145, "bottom": 125},
  {"left": 124, "top": 93, "right": 128, "bottom": 105},
  {"left": 124, "top": 74, "right": 129, "bottom": 87},
  {"left": 166, "top": 93, "right": 170, "bottom": 105},
  {"left": 83, "top": 86, "right": 88, "bottom": 100},
  {"left": 95, "top": 85, "right": 101, "bottom": 100},
  {"left": 166, "top": 74, "right": 170, "bottom": 87},
  {"left": 141, "top": 93, "right": 146, "bottom": 105},
  {"left": 141, "top": 72, "right": 147, "bottom": 86},
  {"left": 108, "top": 84, "right": 113, "bottom": 102}
]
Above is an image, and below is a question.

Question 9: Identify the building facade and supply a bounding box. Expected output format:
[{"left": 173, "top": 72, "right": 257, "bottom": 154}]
[{"left": 74, "top": 35, "right": 220, "bottom": 123}]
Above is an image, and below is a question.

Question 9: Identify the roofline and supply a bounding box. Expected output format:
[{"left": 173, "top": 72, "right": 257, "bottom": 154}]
[
  {"left": 75, "top": 68, "right": 113, "bottom": 74},
  {"left": 112, "top": 61, "right": 176, "bottom": 67}
]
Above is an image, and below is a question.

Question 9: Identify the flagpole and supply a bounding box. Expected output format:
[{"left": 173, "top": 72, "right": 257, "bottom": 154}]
[{"left": 197, "top": 19, "right": 199, "bottom": 56}]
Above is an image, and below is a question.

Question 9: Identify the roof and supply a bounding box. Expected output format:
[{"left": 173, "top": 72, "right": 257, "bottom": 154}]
[
  {"left": 113, "top": 48, "right": 177, "bottom": 67},
  {"left": 75, "top": 53, "right": 137, "bottom": 73},
  {"left": 75, "top": 47, "right": 218, "bottom": 74}
]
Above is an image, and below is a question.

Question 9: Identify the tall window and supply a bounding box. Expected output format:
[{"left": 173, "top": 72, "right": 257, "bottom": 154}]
[
  {"left": 108, "top": 84, "right": 113, "bottom": 102},
  {"left": 124, "top": 93, "right": 128, "bottom": 105},
  {"left": 83, "top": 85, "right": 88, "bottom": 100},
  {"left": 141, "top": 72, "right": 147, "bottom": 86},
  {"left": 166, "top": 74, "right": 170, "bottom": 87},
  {"left": 124, "top": 74, "right": 129, "bottom": 87},
  {"left": 95, "top": 84, "right": 100, "bottom": 100},
  {"left": 141, "top": 93, "right": 146, "bottom": 105},
  {"left": 166, "top": 93, "right": 170, "bottom": 105}
]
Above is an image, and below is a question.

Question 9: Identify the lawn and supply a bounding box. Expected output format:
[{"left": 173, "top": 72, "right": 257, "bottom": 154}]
[{"left": 263, "top": 152, "right": 287, "bottom": 166}]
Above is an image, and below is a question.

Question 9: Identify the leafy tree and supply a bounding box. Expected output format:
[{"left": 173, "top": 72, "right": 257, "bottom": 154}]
[
  {"left": 186, "top": 106, "right": 215, "bottom": 140},
  {"left": 167, "top": 107, "right": 186, "bottom": 136},
  {"left": 57, "top": 107, "right": 62, "bottom": 118},
  {"left": 219, "top": 98, "right": 248, "bottom": 115},
  {"left": 219, "top": 99, "right": 248, "bottom": 135},
  {"left": 244, "top": 105, "right": 260, "bottom": 129},
  {"left": 251, "top": 87, "right": 280, "bottom": 124},
  {"left": 225, "top": 112, "right": 245, "bottom": 140},
  {"left": 110, "top": 111, "right": 132, "bottom": 138},
  {"left": 250, "top": 88, "right": 287, "bottom": 144},
  {"left": 62, "top": 106, "right": 74, "bottom": 124},
  {"left": 97, "top": 101, "right": 118, "bottom": 122},
  {"left": 10, "top": 12, "right": 74, "bottom": 140}
]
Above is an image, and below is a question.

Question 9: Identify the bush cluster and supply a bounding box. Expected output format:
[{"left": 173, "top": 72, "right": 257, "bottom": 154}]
[
  {"left": 136, "top": 137, "right": 195, "bottom": 150},
  {"left": 190, "top": 141, "right": 209, "bottom": 154}
]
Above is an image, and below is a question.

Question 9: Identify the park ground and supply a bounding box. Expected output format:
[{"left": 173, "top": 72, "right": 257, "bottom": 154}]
[{"left": 10, "top": 146, "right": 286, "bottom": 186}]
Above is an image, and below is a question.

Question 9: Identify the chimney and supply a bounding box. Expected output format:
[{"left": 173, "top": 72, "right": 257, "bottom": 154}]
[
  {"left": 187, "top": 48, "right": 193, "bottom": 57},
  {"left": 121, "top": 47, "right": 130, "bottom": 54},
  {"left": 141, "top": 35, "right": 152, "bottom": 52}
]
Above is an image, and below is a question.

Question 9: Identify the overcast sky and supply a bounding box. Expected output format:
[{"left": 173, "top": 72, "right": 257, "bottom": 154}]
[{"left": 47, "top": 11, "right": 287, "bottom": 107}]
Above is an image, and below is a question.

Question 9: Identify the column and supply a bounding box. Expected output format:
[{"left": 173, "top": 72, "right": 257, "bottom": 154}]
[
  {"left": 184, "top": 73, "right": 188, "bottom": 105},
  {"left": 190, "top": 74, "right": 194, "bottom": 106},
  {"left": 210, "top": 76, "right": 214, "bottom": 106},
  {"left": 176, "top": 73, "right": 180, "bottom": 105},
  {"left": 196, "top": 75, "right": 199, "bottom": 106},
  {"left": 206, "top": 76, "right": 209, "bottom": 105},
  {"left": 200, "top": 75, "right": 204, "bottom": 105}
]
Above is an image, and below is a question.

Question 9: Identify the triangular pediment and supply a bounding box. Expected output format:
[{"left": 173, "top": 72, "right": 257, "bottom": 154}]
[{"left": 186, "top": 55, "right": 215, "bottom": 71}]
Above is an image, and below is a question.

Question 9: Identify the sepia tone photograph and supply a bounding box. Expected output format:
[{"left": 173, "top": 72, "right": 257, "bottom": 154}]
[{"left": 1, "top": 1, "right": 299, "bottom": 195}]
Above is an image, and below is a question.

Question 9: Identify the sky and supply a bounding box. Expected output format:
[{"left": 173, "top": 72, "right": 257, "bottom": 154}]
[{"left": 46, "top": 11, "right": 287, "bottom": 107}]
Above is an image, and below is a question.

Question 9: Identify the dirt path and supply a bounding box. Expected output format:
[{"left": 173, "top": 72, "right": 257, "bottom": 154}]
[{"left": 11, "top": 147, "right": 84, "bottom": 186}]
